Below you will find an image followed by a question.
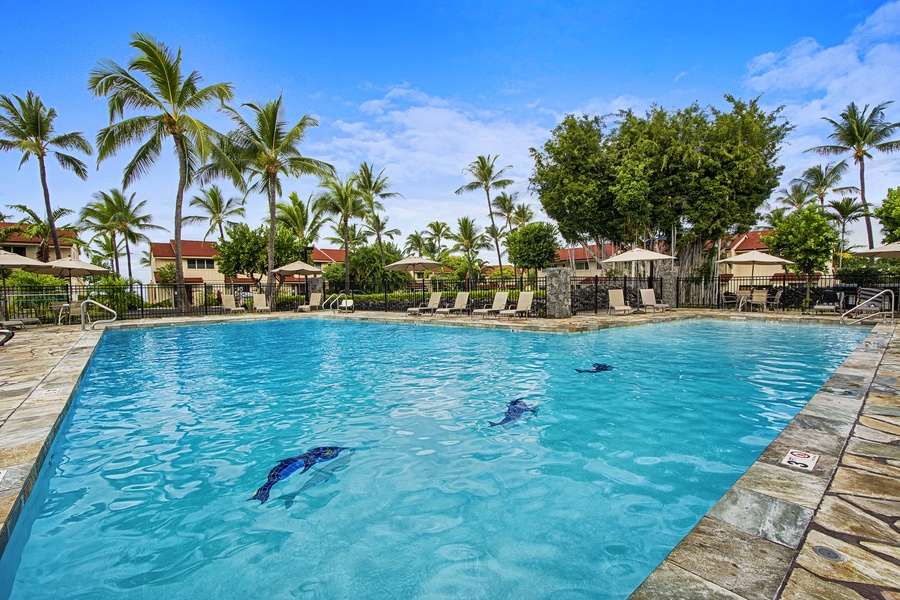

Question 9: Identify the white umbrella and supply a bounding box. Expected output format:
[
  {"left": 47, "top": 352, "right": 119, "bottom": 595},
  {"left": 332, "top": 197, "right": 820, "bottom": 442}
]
[
  {"left": 854, "top": 242, "right": 900, "bottom": 258},
  {"left": 35, "top": 258, "right": 109, "bottom": 301},
  {"left": 383, "top": 255, "right": 446, "bottom": 272},
  {"left": 717, "top": 250, "right": 794, "bottom": 280},
  {"left": 0, "top": 250, "right": 48, "bottom": 319},
  {"left": 273, "top": 260, "right": 323, "bottom": 304},
  {"left": 599, "top": 248, "right": 675, "bottom": 263}
]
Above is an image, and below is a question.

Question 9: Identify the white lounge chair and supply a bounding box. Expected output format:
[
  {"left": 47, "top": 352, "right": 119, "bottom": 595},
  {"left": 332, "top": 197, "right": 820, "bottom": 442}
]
[
  {"left": 297, "top": 292, "right": 323, "bottom": 312},
  {"left": 499, "top": 291, "right": 534, "bottom": 318},
  {"left": 222, "top": 295, "right": 246, "bottom": 314},
  {"left": 473, "top": 291, "right": 508, "bottom": 319},
  {"left": 436, "top": 292, "right": 469, "bottom": 316},
  {"left": 408, "top": 292, "right": 442, "bottom": 316},
  {"left": 607, "top": 289, "right": 633, "bottom": 315},
  {"left": 338, "top": 298, "right": 354, "bottom": 313},
  {"left": 813, "top": 290, "right": 842, "bottom": 314},
  {"left": 252, "top": 293, "right": 271, "bottom": 313},
  {"left": 640, "top": 288, "right": 670, "bottom": 312}
]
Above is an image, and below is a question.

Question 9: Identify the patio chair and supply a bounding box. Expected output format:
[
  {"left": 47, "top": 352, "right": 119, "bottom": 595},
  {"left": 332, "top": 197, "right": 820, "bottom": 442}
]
[
  {"left": 813, "top": 290, "right": 843, "bottom": 314},
  {"left": 736, "top": 289, "right": 751, "bottom": 311},
  {"left": 607, "top": 289, "right": 633, "bottom": 315},
  {"left": 407, "top": 292, "right": 442, "bottom": 316},
  {"left": 766, "top": 289, "right": 784, "bottom": 311},
  {"left": 472, "top": 291, "right": 508, "bottom": 319},
  {"left": 639, "top": 288, "right": 669, "bottom": 312},
  {"left": 435, "top": 292, "right": 470, "bottom": 316},
  {"left": 0, "top": 328, "right": 13, "bottom": 347},
  {"left": 296, "top": 292, "right": 323, "bottom": 312},
  {"left": 499, "top": 291, "right": 534, "bottom": 319},
  {"left": 252, "top": 293, "right": 271, "bottom": 313},
  {"left": 849, "top": 288, "right": 887, "bottom": 317},
  {"left": 221, "top": 295, "right": 246, "bottom": 314},
  {"left": 747, "top": 289, "right": 768, "bottom": 312},
  {"left": 51, "top": 302, "right": 71, "bottom": 325},
  {"left": 721, "top": 292, "right": 739, "bottom": 310},
  {"left": 338, "top": 298, "right": 355, "bottom": 313}
]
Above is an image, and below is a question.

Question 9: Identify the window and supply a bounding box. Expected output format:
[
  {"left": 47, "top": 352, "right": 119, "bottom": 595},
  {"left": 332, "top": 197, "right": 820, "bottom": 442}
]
[
  {"left": 186, "top": 259, "right": 215, "bottom": 269},
  {"left": 575, "top": 261, "right": 589, "bottom": 271},
  {"left": 1, "top": 246, "right": 26, "bottom": 257}
]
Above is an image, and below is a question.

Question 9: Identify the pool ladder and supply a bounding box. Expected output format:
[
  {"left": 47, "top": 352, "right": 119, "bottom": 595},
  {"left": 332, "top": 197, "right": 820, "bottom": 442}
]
[
  {"left": 324, "top": 293, "right": 346, "bottom": 314},
  {"left": 840, "top": 289, "right": 894, "bottom": 326},
  {"left": 80, "top": 299, "right": 118, "bottom": 330}
]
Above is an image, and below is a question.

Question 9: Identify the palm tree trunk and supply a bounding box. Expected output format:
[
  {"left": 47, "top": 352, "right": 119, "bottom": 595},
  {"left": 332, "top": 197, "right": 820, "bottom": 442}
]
[
  {"left": 266, "top": 173, "right": 277, "bottom": 298},
  {"left": 485, "top": 188, "right": 504, "bottom": 274},
  {"left": 343, "top": 218, "right": 351, "bottom": 292},
  {"left": 377, "top": 232, "right": 385, "bottom": 266},
  {"left": 38, "top": 156, "right": 63, "bottom": 260},
  {"left": 173, "top": 135, "right": 189, "bottom": 315},
  {"left": 125, "top": 238, "right": 133, "bottom": 280},
  {"left": 859, "top": 159, "right": 874, "bottom": 249},
  {"left": 112, "top": 232, "right": 121, "bottom": 275}
]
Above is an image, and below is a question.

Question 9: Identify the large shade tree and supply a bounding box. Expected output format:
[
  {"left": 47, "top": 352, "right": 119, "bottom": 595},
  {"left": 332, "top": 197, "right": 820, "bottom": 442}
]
[
  {"left": 88, "top": 32, "right": 234, "bottom": 313},
  {"left": 763, "top": 205, "right": 839, "bottom": 300},
  {"left": 456, "top": 155, "right": 513, "bottom": 274},
  {"left": 0, "top": 91, "right": 92, "bottom": 259},
  {"left": 809, "top": 101, "right": 900, "bottom": 249}
]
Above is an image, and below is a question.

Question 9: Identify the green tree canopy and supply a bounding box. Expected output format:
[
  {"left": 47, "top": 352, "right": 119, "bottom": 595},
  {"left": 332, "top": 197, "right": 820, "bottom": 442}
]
[
  {"left": 874, "top": 187, "right": 900, "bottom": 244},
  {"left": 762, "top": 205, "right": 839, "bottom": 298},
  {"left": 504, "top": 222, "right": 560, "bottom": 273},
  {"left": 216, "top": 223, "right": 303, "bottom": 285}
]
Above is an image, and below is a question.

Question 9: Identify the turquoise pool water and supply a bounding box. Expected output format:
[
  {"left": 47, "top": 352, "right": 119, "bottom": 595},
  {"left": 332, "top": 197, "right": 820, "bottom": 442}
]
[{"left": 0, "top": 319, "right": 868, "bottom": 599}]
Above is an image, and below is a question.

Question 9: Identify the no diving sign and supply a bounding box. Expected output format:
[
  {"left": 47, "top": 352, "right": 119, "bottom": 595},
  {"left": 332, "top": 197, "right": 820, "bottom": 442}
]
[{"left": 781, "top": 450, "right": 820, "bottom": 471}]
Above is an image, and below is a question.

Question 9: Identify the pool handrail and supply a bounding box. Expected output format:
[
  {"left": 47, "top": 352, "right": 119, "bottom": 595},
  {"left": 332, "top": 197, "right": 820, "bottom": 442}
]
[
  {"left": 324, "top": 293, "right": 346, "bottom": 313},
  {"left": 80, "top": 299, "right": 118, "bottom": 330},
  {"left": 840, "top": 288, "right": 894, "bottom": 325}
]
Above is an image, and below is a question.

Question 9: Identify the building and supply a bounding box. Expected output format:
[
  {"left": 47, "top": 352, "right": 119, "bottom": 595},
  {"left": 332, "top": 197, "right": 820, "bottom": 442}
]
[
  {"left": 543, "top": 243, "right": 617, "bottom": 281},
  {"left": 0, "top": 222, "right": 80, "bottom": 261}
]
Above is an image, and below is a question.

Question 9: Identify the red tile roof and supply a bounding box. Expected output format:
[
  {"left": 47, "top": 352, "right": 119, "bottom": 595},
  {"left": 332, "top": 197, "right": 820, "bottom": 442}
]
[
  {"left": 311, "top": 248, "right": 345, "bottom": 263},
  {"left": 150, "top": 240, "right": 219, "bottom": 259},
  {"left": 0, "top": 222, "right": 76, "bottom": 246},
  {"left": 555, "top": 243, "right": 617, "bottom": 262},
  {"left": 725, "top": 231, "right": 769, "bottom": 252}
]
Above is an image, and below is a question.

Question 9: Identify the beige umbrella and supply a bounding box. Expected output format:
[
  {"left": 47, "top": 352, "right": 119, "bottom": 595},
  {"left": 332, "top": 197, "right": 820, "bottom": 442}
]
[
  {"left": 273, "top": 260, "right": 323, "bottom": 304},
  {"left": 0, "top": 250, "right": 48, "bottom": 319},
  {"left": 717, "top": 250, "right": 794, "bottom": 280},
  {"left": 854, "top": 242, "right": 900, "bottom": 258},
  {"left": 384, "top": 255, "right": 445, "bottom": 272},
  {"left": 34, "top": 258, "right": 109, "bottom": 301},
  {"left": 600, "top": 248, "right": 675, "bottom": 263}
]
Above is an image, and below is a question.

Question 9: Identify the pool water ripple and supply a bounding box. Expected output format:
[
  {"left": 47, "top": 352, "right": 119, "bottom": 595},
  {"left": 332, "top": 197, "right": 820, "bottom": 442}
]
[{"left": 0, "top": 319, "right": 868, "bottom": 599}]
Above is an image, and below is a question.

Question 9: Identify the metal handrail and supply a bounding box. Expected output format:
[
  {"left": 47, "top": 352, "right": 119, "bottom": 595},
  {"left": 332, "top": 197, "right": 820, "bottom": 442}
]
[
  {"left": 80, "top": 299, "right": 118, "bottom": 330},
  {"left": 324, "top": 293, "right": 346, "bottom": 313},
  {"left": 840, "top": 289, "right": 894, "bottom": 325}
]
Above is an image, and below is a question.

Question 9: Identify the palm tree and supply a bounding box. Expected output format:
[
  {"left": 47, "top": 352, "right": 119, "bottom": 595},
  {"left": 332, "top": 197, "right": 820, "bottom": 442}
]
[
  {"left": 115, "top": 191, "right": 167, "bottom": 281},
  {"left": 809, "top": 101, "right": 900, "bottom": 249},
  {"left": 363, "top": 213, "right": 400, "bottom": 264},
  {"left": 424, "top": 221, "right": 451, "bottom": 254},
  {"left": 775, "top": 182, "right": 814, "bottom": 210},
  {"left": 758, "top": 207, "right": 789, "bottom": 230},
  {"left": 184, "top": 185, "right": 245, "bottom": 242},
  {"left": 355, "top": 162, "right": 402, "bottom": 265},
  {"left": 455, "top": 155, "right": 513, "bottom": 275},
  {"left": 449, "top": 216, "right": 492, "bottom": 282},
  {"left": 7, "top": 204, "right": 80, "bottom": 262},
  {"left": 140, "top": 249, "right": 152, "bottom": 269},
  {"left": 315, "top": 174, "right": 366, "bottom": 292},
  {"left": 276, "top": 191, "right": 326, "bottom": 254},
  {"left": 210, "top": 95, "right": 333, "bottom": 294},
  {"left": 492, "top": 191, "right": 517, "bottom": 232},
  {"left": 86, "top": 233, "right": 123, "bottom": 271},
  {"left": 89, "top": 32, "right": 234, "bottom": 313},
  {"left": 80, "top": 194, "right": 122, "bottom": 274},
  {"left": 795, "top": 161, "right": 856, "bottom": 208},
  {"left": 326, "top": 223, "right": 370, "bottom": 252},
  {"left": 512, "top": 204, "right": 534, "bottom": 230},
  {"left": 404, "top": 231, "right": 427, "bottom": 256},
  {"left": 0, "top": 91, "right": 92, "bottom": 260},
  {"left": 827, "top": 197, "right": 867, "bottom": 269}
]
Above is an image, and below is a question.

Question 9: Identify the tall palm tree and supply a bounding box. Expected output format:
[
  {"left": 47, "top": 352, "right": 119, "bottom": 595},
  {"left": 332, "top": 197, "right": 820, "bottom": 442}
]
[
  {"left": 775, "top": 182, "right": 814, "bottom": 210},
  {"left": 315, "top": 174, "right": 366, "bottom": 292},
  {"left": 184, "top": 185, "right": 245, "bottom": 242},
  {"left": 276, "top": 191, "right": 326, "bottom": 253},
  {"left": 512, "top": 204, "right": 534, "bottom": 230},
  {"left": 209, "top": 95, "right": 333, "bottom": 293},
  {"left": 424, "top": 221, "right": 451, "bottom": 254},
  {"left": 404, "top": 231, "right": 427, "bottom": 256},
  {"left": 455, "top": 155, "right": 513, "bottom": 275},
  {"left": 795, "top": 161, "right": 856, "bottom": 208},
  {"left": 86, "top": 233, "right": 123, "bottom": 271},
  {"left": 758, "top": 207, "right": 789, "bottom": 230},
  {"left": 7, "top": 204, "right": 80, "bottom": 262},
  {"left": 827, "top": 197, "right": 867, "bottom": 269},
  {"left": 0, "top": 91, "right": 92, "bottom": 260},
  {"left": 326, "top": 223, "right": 370, "bottom": 252},
  {"left": 80, "top": 194, "right": 122, "bottom": 274},
  {"left": 89, "top": 32, "right": 234, "bottom": 312},
  {"left": 115, "top": 191, "right": 167, "bottom": 281},
  {"left": 449, "top": 216, "right": 492, "bottom": 282},
  {"left": 355, "top": 162, "right": 402, "bottom": 265},
  {"left": 492, "top": 191, "right": 517, "bottom": 232},
  {"left": 809, "top": 101, "right": 900, "bottom": 249},
  {"left": 363, "top": 213, "right": 400, "bottom": 264}
]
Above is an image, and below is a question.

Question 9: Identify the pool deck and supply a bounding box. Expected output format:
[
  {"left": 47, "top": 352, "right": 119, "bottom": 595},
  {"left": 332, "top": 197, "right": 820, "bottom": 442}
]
[{"left": 0, "top": 310, "right": 898, "bottom": 598}]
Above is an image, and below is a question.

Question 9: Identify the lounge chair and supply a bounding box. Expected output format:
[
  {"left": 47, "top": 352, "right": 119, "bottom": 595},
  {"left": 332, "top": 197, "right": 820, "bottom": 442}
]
[
  {"left": 849, "top": 287, "right": 887, "bottom": 317},
  {"left": 252, "top": 293, "right": 271, "bottom": 313},
  {"left": 813, "top": 290, "right": 842, "bottom": 313},
  {"left": 0, "top": 320, "right": 25, "bottom": 330},
  {"left": 435, "top": 292, "right": 470, "bottom": 316},
  {"left": 407, "top": 292, "right": 442, "bottom": 316},
  {"left": 338, "top": 298, "right": 354, "bottom": 313},
  {"left": 472, "top": 291, "right": 508, "bottom": 319},
  {"left": 640, "top": 288, "right": 670, "bottom": 312},
  {"left": 297, "top": 292, "right": 323, "bottom": 312},
  {"left": 0, "top": 328, "right": 13, "bottom": 346},
  {"left": 607, "top": 289, "right": 633, "bottom": 315},
  {"left": 499, "top": 291, "right": 534, "bottom": 318},
  {"left": 222, "top": 295, "right": 246, "bottom": 314},
  {"left": 746, "top": 289, "right": 768, "bottom": 312}
]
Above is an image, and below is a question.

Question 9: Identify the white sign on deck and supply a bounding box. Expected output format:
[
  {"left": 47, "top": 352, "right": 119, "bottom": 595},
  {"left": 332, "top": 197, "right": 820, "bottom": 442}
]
[{"left": 781, "top": 450, "right": 819, "bottom": 471}]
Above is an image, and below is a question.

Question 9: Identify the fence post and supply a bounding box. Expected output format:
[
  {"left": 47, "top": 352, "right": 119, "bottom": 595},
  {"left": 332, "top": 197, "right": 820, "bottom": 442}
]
[
  {"left": 593, "top": 275, "right": 598, "bottom": 314},
  {"left": 383, "top": 277, "right": 388, "bottom": 312}
]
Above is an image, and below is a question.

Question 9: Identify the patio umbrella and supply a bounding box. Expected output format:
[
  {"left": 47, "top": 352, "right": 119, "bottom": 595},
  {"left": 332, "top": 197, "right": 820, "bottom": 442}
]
[
  {"left": 34, "top": 258, "right": 109, "bottom": 302},
  {"left": 717, "top": 250, "right": 794, "bottom": 280},
  {"left": 600, "top": 248, "right": 675, "bottom": 279},
  {"left": 383, "top": 255, "right": 446, "bottom": 272},
  {"left": 0, "top": 250, "right": 47, "bottom": 319},
  {"left": 272, "top": 260, "right": 323, "bottom": 302},
  {"left": 854, "top": 242, "right": 900, "bottom": 259}
]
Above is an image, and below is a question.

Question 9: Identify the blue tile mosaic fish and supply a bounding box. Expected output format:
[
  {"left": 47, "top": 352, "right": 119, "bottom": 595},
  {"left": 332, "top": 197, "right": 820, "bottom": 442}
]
[
  {"left": 488, "top": 399, "right": 537, "bottom": 427},
  {"left": 250, "top": 446, "right": 349, "bottom": 504}
]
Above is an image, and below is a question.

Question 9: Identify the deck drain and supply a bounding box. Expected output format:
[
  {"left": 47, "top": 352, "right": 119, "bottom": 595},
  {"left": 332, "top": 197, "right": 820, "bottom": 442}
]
[
  {"left": 39, "top": 388, "right": 61, "bottom": 396},
  {"left": 813, "top": 545, "right": 844, "bottom": 562}
]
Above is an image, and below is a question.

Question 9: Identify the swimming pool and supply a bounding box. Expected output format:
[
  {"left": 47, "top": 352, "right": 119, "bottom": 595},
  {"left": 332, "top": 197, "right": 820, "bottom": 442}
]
[{"left": 0, "top": 318, "right": 869, "bottom": 599}]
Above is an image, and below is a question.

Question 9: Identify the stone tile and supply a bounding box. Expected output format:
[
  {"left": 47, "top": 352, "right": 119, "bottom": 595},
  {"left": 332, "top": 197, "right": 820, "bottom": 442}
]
[
  {"left": 780, "top": 566, "right": 868, "bottom": 600},
  {"left": 666, "top": 517, "right": 793, "bottom": 600},
  {"left": 842, "top": 453, "right": 900, "bottom": 479},
  {"left": 840, "top": 495, "right": 900, "bottom": 518},
  {"left": 0, "top": 442, "right": 43, "bottom": 469},
  {"left": 0, "top": 493, "right": 15, "bottom": 523},
  {"left": 756, "top": 438, "right": 839, "bottom": 479},
  {"left": 707, "top": 485, "right": 812, "bottom": 549},
  {"left": 852, "top": 423, "right": 899, "bottom": 444},
  {"left": 796, "top": 530, "right": 900, "bottom": 588},
  {"left": 801, "top": 392, "right": 864, "bottom": 423},
  {"left": 629, "top": 562, "right": 744, "bottom": 600},
  {"left": 815, "top": 496, "right": 900, "bottom": 545},
  {"left": 860, "top": 415, "right": 900, "bottom": 435},
  {"left": 734, "top": 461, "right": 829, "bottom": 510},
  {"left": 846, "top": 438, "right": 900, "bottom": 462},
  {"left": 859, "top": 541, "right": 900, "bottom": 562},
  {"left": 831, "top": 468, "right": 900, "bottom": 502}
]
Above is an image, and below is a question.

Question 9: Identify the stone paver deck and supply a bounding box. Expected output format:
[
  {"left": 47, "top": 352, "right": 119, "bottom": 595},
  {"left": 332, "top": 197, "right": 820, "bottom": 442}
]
[{"left": 0, "top": 310, "right": 897, "bottom": 598}]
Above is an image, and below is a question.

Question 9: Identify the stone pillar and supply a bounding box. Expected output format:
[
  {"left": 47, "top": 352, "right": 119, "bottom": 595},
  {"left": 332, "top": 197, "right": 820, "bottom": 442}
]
[
  {"left": 661, "top": 272, "right": 676, "bottom": 308},
  {"left": 545, "top": 267, "right": 572, "bottom": 318},
  {"left": 309, "top": 276, "right": 325, "bottom": 294}
]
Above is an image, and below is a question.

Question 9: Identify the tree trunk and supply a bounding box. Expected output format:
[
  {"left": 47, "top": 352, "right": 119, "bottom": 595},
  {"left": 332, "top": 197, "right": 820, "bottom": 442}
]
[
  {"left": 377, "top": 231, "right": 385, "bottom": 265},
  {"left": 485, "top": 187, "right": 504, "bottom": 274},
  {"left": 125, "top": 238, "right": 133, "bottom": 281},
  {"left": 266, "top": 172, "right": 277, "bottom": 299},
  {"left": 343, "top": 218, "right": 351, "bottom": 293},
  {"left": 38, "top": 156, "right": 63, "bottom": 260},
  {"left": 112, "top": 232, "right": 121, "bottom": 275},
  {"left": 174, "top": 135, "right": 189, "bottom": 315},
  {"left": 859, "top": 158, "right": 874, "bottom": 250}
]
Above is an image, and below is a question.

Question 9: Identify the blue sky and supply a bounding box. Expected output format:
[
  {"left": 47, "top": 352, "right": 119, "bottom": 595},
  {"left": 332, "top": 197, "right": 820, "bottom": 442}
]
[{"left": 2, "top": 0, "right": 900, "bottom": 280}]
